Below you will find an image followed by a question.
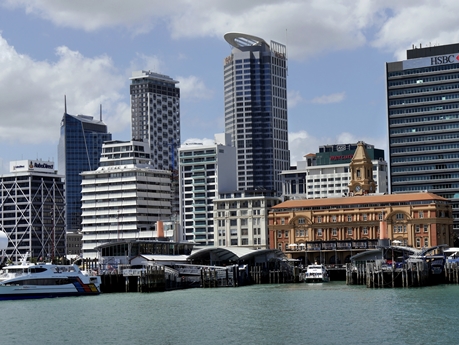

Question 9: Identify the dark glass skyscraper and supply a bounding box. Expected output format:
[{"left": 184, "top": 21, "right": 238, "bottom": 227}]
[
  {"left": 58, "top": 113, "right": 111, "bottom": 232},
  {"left": 386, "top": 43, "right": 459, "bottom": 232},
  {"left": 223, "top": 33, "right": 290, "bottom": 195}
]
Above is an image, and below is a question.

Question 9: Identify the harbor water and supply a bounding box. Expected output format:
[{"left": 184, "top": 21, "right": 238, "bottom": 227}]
[{"left": 1, "top": 282, "right": 458, "bottom": 345}]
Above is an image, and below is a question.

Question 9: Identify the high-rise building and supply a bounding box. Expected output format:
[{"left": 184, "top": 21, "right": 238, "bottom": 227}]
[
  {"left": 58, "top": 113, "right": 111, "bottom": 233},
  {"left": 130, "top": 70, "right": 180, "bottom": 216},
  {"left": 281, "top": 142, "right": 387, "bottom": 199},
  {"left": 0, "top": 160, "right": 65, "bottom": 262},
  {"left": 81, "top": 140, "right": 172, "bottom": 258},
  {"left": 386, "top": 43, "right": 459, "bottom": 232},
  {"left": 130, "top": 70, "right": 180, "bottom": 171},
  {"left": 223, "top": 32, "right": 290, "bottom": 194},
  {"left": 178, "top": 134, "right": 237, "bottom": 245}
]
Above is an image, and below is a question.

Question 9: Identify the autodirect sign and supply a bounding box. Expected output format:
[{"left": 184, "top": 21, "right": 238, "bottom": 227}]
[{"left": 403, "top": 53, "right": 459, "bottom": 70}]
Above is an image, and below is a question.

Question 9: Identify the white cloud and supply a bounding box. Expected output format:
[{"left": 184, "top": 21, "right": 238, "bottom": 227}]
[
  {"left": 0, "top": 1, "right": 408, "bottom": 60},
  {"left": 0, "top": 34, "right": 130, "bottom": 143},
  {"left": 288, "top": 130, "right": 388, "bottom": 165},
  {"left": 176, "top": 75, "right": 214, "bottom": 101},
  {"left": 310, "top": 92, "right": 346, "bottom": 105},
  {"left": 6, "top": 1, "right": 459, "bottom": 61},
  {"left": 371, "top": 1, "right": 459, "bottom": 59},
  {"left": 127, "top": 53, "right": 165, "bottom": 77},
  {"left": 287, "top": 90, "right": 303, "bottom": 108}
]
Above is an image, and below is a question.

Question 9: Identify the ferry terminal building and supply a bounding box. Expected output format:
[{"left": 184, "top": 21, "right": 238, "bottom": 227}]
[{"left": 268, "top": 142, "right": 453, "bottom": 265}]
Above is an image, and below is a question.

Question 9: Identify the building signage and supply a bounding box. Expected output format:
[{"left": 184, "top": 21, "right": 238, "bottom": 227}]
[
  {"left": 403, "top": 53, "right": 459, "bottom": 70},
  {"left": 330, "top": 154, "right": 354, "bottom": 161},
  {"left": 10, "top": 160, "right": 55, "bottom": 173}
]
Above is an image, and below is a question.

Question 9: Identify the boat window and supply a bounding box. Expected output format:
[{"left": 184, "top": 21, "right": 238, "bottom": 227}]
[{"left": 29, "top": 267, "right": 47, "bottom": 273}]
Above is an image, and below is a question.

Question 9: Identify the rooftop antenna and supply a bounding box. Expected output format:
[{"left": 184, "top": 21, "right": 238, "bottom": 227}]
[
  {"left": 100, "top": 104, "right": 102, "bottom": 122},
  {"left": 64, "top": 95, "right": 67, "bottom": 114}
]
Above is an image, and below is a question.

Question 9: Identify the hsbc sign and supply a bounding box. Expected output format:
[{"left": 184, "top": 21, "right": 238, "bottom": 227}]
[
  {"left": 431, "top": 55, "right": 459, "bottom": 65},
  {"left": 403, "top": 53, "right": 459, "bottom": 70}
]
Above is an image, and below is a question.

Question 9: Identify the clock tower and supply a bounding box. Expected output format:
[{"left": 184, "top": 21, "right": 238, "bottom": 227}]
[{"left": 348, "top": 141, "right": 377, "bottom": 196}]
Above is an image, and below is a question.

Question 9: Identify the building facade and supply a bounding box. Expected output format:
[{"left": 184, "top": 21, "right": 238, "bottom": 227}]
[
  {"left": 58, "top": 113, "right": 111, "bottom": 232},
  {"left": 130, "top": 70, "right": 180, "bottom": 216},
  {"left": 0, "top": 160, "right": 65, "bottom": 262},
  {"left": 282, "top": 142, "right": 387, "bottom": 199},
  {"left": 223, "top": 32, "right": 290, "bottom": 194},
  {"left": 130, "top": 70, "right": 180, "bottom": 171},
  {"left": 80, "top": 140, "right": 172, "bottom": 258},
  {"left": 386, "top": 43, "right": 459, "bottom": 233},
  {"left": 178, "top": 134, "right": 237, "bottom": 245},
  {"left": 269, "top": 193, "right": 453, "bottom": 265},
  {"left": 213, "top": 190, "right": 282, "bottom": 249}
]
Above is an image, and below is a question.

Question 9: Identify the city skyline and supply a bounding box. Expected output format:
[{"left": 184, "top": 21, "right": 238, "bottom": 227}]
[{"left": 1, "top": 1, "right": 459, "bottom": 173}]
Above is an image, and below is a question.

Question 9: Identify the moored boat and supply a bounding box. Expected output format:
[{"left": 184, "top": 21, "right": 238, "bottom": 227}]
[
  {"left": 0, "top": 263, "right": 101, "bottom": 300},
  {"left": 304, "top": 264, "right": 330, "bottom": 283}
]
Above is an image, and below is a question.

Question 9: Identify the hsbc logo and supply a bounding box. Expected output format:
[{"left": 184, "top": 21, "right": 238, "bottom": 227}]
[{"left": 431, "top": 54, "right": 459, "bottom": 65}]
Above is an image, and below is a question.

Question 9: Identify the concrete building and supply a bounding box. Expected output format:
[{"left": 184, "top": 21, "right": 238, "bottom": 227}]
[
  {"left": 66, "top": 231, "right": 82, "bottom": 256},
  {"left": 178, "top": 134, "right": 237, "bottom": 245},
  {"left": 213, "top": 190, "right": 282, "bottom": 249},
  {"left": 386, "top": 43, "right": 459, "bottom": 233},
  {"left": 0, "top": 160, "right": 65, "bottom": 262},
  {"left": 281, "top": 142, "right": 388, "bottom": 199},
  {"left": 80, "top": 140, "right": 172, "bottom": 258},
  {"left": 223, "top": 32, "right": 290, "bottom": 194},
  {"left": 58, "top": 113, "right": 111, "bottom": 232},
  {"left": 130, "top": 70, "right": 180, "bottom": 217}
]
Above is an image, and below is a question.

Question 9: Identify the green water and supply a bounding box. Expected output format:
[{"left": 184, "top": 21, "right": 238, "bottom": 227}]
[{"left": 1, "top": 282, "right": 458, "bottom": 345}]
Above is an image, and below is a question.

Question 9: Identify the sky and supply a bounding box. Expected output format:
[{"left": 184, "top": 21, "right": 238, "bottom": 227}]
[{"left": 1, "top": 0, "right": 459, "bottom": 174}]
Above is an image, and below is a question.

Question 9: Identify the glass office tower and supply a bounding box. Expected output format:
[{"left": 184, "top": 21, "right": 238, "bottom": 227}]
[
  {"left": 58, "top": 113, "right": 111, "bottom": 232},
  {"left": 386, "top": 43, "right": 459, "bottom": 232},
  {"left": 223, "top": 33, "right": 290, "bottom": 195}
]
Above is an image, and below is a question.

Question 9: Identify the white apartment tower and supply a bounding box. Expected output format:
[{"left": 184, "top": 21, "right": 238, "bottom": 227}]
[
  {"left": 223, "top": 32, "right": 290, "bottom": 194},
  {"left": 179, "top": 134, "right": 237, "bottom": 245},
  {"left": 81, "top": 140, "right": 172, "bottom": 258}
]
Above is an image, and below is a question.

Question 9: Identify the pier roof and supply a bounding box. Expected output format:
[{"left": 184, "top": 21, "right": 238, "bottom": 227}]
[{"left": 188, "top": 247, "right": 284, "bottom": 262}]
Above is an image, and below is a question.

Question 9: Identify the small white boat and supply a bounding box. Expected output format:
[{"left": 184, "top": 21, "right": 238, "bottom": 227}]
[
  {"left": 0, "top": 263, "right": 101, "bottom": 300},
  {"left": 304, "top": 264, "right": 330, "bottom": 283}
]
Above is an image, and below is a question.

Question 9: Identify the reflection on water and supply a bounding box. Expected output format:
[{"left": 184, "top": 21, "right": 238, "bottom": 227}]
[{"left": 1, "top": 282, "right": 458, "bottom": 345}]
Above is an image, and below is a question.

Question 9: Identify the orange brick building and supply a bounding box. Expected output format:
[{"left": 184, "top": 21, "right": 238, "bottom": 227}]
[{"left": 268, "top": 192, "right": 453, "bottom": 264}]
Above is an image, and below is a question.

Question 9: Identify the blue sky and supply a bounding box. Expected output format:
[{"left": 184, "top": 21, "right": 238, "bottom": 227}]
[{"left": 1, "top": 0, "right": 459, "bottom": 173}]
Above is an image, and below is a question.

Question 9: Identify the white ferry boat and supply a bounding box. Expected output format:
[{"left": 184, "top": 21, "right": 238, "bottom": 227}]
[
  {"left": 0, "top": 263, "right": 101, "bottom": 300},
  {"left": 304, "top": 264, "right": 330, "bottom": 283}
]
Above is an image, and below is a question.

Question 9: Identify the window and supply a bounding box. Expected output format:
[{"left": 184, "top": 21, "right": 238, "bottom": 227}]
[
  {"left": 363, "top": 227, "right": 368, "bottom": 235},
  {"left": 424, "top": 225, "right": 428, "bottom": 233},
  {"left": 363, "top": 214, "right": 368, "bottom": 221},
  {"left": 396, "top": 213, "right": 404, "bottom": 220},
  {"left": 424, "top": 237, "right": 429, "bottom": 247},
  {"left": 347, "top": 215, "right": 352, "bottom": 222},
  {"left": 378, "top": 213, "right": 384, "bottom": 221},
  {"left": 317, "top": 216, "right": 322, "bottom": 223},
  {"left": 415, "top": 225, "right": 420, "bottom": 233},
  {"left": 277, "top": 231, "right": 282, "bottom": 238},
  {"left": 280, "top": 218, "right": 285, "bottom": 225},
  {"left": 332, "top": 228, "right": 337, "bottom": 236},
  {"left": 419, "top": 211, "right": 424, "bottom": 219},
  {"left": 285, "top": 231, "right": 289, "bottom": 238},
  {"left": 299, "top": 229, "right": 305, "bottom": 237},
  {"left": 416, "top": 238, "right": 421, "bottom": 248},
  {"left": 278, "top": 243, "right": 282, "bottom": 251},
  {"left": 332, "top": 215, "right": 337, "bottom": 222},
  {"left": 347, "top": 228, "right": 353, "bottom": 236},
  {"left": 298, "top": 218, "right": 305, "bottom": 225},
  {"left": 317, "top": 229, "right": 323, "bottom": 236}
]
